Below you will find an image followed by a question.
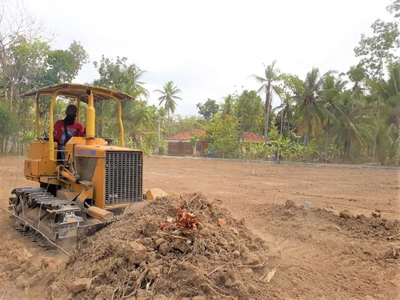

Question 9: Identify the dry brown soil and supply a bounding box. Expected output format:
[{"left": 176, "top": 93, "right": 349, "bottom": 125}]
[{"left": 0, "top": 156, "right": 399, "bottom": 300}]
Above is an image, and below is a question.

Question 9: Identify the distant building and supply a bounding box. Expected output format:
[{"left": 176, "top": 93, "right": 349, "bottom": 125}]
[
  {"left": 167, "top": 129, "right": 207, "bottom": 156},
  {"left": 241, "top": 132, "right": 266, "bottom": 143}
]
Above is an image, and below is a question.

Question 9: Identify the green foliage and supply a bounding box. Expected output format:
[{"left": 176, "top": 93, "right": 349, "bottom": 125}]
[
  {"left": 0, "top": 102, "right": 19, "bottom": 138},
  {"left": 154, "top": 81, "right": 182, "bottom": 120},
  {"left": 167, "top": 116, "right": 206, "bottom": 137},
  {"left": 204, "top": 113, "right": 239, "bottom": 158},
  {"left": 235, "top": 90, "right": 264, "bottom": 135},
  {"left": 196, "top": 99, "right": 219, "bottom": 122},
  {"left": 93, "top": 55, "right": 148, "bottom": 98},
  {"left": 265, "top": 137, "right": 303, "bottom": 160},
  {"left": 1, "top": 0, "right": 400, "bottom": 166},
  {"left": 355, "top": 19, "right": 400, "bottom": 79}
]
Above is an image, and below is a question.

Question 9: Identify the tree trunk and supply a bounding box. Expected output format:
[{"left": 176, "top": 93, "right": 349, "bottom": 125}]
[
  {"left": 263, "top": 82, "right": 271, "bottom": 158},
  {"left": 277, "top": 110, "right": 284, "bottom": 163},
  {"left": 396, "top": 105, "right": 400, "bottom": 138},
  {"left": 302, "top": 133, "right": 308, "bottom": 162},
  {"left": 325, "top": 119, "right": 330, "bottom": 159}
]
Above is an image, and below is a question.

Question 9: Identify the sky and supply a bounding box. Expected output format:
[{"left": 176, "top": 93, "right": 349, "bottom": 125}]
[{"left": 25, "top": 0, "right": 391, "bottom": 116}]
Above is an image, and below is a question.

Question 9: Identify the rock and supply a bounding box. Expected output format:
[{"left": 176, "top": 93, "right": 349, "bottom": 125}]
[
  {"left": 218, "top": 218, "right": 227, "bottom": 227},
  {"left": 69, "top": 278, "right": 91, "bottom": 293},
  {"left": 156, "top": 238, "right": 166, "bottom": 247},
  {"left": 28, "top": 274, "right": 41, "bottom": 286},
  {"left": 146, "top": 266, "right": 162, "bottom": 280},
  {"left": 15, "top": 275, "right": 27, "bottom": 288},
  {"left": 371, "top": 211, "right": 381, "bottom": 218},
  {"left": 143, "top": 217, "right": 159, "bottom": 237},
  {"left": 159, "top": 243, "right": 170, "bottom": 256},
  {"left": 241, "top": 251, "right": 260, "bottom": 265},
  {"left": 384, "top": 221, "right": 394, "bottom": 230},
  {"left": 171, "top": 240, "right": 189, "bottom": 253},
  {"left": 129, "top": 242, "right": 148, "bottom": 264},
  {"left": 192, "top": 296, "right": 206, "bottom": 300},
  {"left": 285, "top": 200, "right": 296, "bottom": 209},
  {"left": 136, "top": 289, "right": 152, "bottom": 300},
  {"left": 339, "top": 210, "right": 352, "bottom": 219},
  {"left": 141, "top": 237, "right": 153, "bottom": 247},
  {"left": 153, "top": 295, "right": 168, "bottom": 300},
  {"left": 233, "top": 250, "right": 240, "bottom": 258},
  {"left": 243, "top": 267, "right": 253, "bottom": 275},
  {"left": 147, "top": 251, "right": 157, "bottom": 263}
]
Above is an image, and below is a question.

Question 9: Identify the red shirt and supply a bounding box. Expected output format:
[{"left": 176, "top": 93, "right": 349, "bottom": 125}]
[{"left": 54, "top": 120, "right": 85, "bottom": 145}]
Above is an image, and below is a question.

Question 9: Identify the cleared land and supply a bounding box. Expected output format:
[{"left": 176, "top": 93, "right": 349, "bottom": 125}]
[{"left": 0, "top": 156, "right": 399, "bottom": 300}]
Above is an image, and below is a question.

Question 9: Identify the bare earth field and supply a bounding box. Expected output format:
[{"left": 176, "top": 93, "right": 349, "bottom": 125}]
[{"left": 0, "top": 156, "right": 399, "bottom": 300}]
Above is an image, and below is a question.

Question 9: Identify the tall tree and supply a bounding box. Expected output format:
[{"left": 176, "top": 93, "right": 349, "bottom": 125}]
[
  {"left": 154, "top": 81, "right": 182, "bottom": 120},
  {"left": 196, "top": 99, "right": 219, "bottom": 122},
  {"left": 41, "top": 41, "right": 89, "bottom": 85},
  {"left": 93, "top": 55, "right": 148, "bottom": 98},
  {"left": 235, "top": 90, "right": 264, "bottom": 135},
  {"left": 354, "top": 20, "right": 400, "bottom": 79},
  {"left": 297, "top": 68, "right": 331, "bottom": 161},
  {"left": 221, "top": 95, "right": 234, "bottom": 115},
  {"left": 250, "top": 61, "right": 281, "bottom": 156},
  {"left": 205, "top": 113, "right": 239, "bottom": 158}
]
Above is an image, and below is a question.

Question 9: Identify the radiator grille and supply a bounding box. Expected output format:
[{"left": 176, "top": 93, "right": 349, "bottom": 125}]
[
  {"left": 105, "top": 151, "right": 142, "bottom": 205},
  {"left": 75, "top": 157, "right": 98, "bottom": 181}
]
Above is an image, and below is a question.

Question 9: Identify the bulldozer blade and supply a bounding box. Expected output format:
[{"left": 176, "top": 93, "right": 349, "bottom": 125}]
[{"left": 145, "top": 188, "right": 168, "bottom": 200}]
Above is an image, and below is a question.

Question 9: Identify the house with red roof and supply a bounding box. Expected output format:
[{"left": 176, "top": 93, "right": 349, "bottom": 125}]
[
  {"left": 242, "top": 132, "right": 266, "bottom": 143},
  {"left": 167, "top": 129, "right": 265, "bottom": 157},
  {"left": 167, "top": 129, "right": 207, "bottom": 156}
]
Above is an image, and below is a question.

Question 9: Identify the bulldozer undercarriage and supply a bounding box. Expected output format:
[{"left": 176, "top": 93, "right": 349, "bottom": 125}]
[
  {"left": 8, "top": 187, "right": 113, "bottom": 252},
  {"left": 8, "top": 187, "right": 145, "bottom": 253}
]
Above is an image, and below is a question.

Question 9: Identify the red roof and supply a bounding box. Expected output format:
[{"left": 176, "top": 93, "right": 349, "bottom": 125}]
[
  {"left": 243, "top": 132, "right": 265, "bottom": 143},
  {"left": 168, "top": 129, "right": 206, "bottom": 141}
]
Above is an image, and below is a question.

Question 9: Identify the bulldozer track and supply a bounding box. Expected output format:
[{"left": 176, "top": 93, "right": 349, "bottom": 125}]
[{"left": 13, "top": 223, "right": 56, "bottom": 251}]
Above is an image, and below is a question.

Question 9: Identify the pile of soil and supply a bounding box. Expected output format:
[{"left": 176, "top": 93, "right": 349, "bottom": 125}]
[
  {"left": 262, "top": 200, "right": 400, "bottom": 241},
  {"left": 50, "top": 193, "right": 275, "bottom": 300},
  {"left": 0, "top": 240, "right": 59, "bottom": 299}
]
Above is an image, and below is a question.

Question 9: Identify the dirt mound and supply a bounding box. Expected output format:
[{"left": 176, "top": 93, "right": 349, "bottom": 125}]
[
  {"left": 0, "top": 240, "right": 59, "bottom": 299},
  {"left": 50, "top": 193, "right": 274, "bottom": 300},
  {"left": 261, "top": 200, "right": 400, "bottom": 241}
]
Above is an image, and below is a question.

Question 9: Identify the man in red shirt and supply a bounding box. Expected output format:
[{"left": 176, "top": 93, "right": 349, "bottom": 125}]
[{"left": 54, "top": 104, "right": 85, "bottom": 160}]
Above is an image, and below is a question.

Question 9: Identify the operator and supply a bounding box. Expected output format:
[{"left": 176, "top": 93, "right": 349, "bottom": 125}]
[{"left": 54, "top": 104, "right": 85, "bottom": 160}]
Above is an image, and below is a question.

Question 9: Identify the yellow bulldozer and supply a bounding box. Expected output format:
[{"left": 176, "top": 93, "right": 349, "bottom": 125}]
[{"left": 9, "top": 83, "right": 166, "bottom": 246}]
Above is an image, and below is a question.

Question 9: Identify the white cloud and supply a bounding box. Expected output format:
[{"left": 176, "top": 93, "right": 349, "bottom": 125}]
[{"left": 26, "top": 0, "right": 391, "bottom": 115}]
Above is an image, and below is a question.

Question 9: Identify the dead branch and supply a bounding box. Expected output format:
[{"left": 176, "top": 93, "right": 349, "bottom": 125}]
[
  {"left": 240, "top": 259, "right": 269, "bottom": 269},
  {"left": 201, "top": 282, "right": 236, "bottom": 299}
]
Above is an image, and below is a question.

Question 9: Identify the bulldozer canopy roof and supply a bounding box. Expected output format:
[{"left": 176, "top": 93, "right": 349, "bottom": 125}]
[{"left": 21, "top": 83, "right": 134, "bottom": 103}]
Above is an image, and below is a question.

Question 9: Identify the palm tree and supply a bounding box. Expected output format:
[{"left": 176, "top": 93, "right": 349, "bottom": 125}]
[
  {"left": 154, "top": 81, "right": 182, "bottom": 120},
  {"left": 250, "top": 61, "right": 281, "bottom": 156},
  {"left": 320, "top": 74, "right": 348, "bottom": 158},
  {"left": 95, "top": 101, "right": 114, "bottom": 137},
  {"left": 273, "top": 86, "right": 296, "bottom": 135},
  {"left": 274, "top": 86, "right": 296, "bottom": 162},
  {"left": 297, "top": 68, "right": 333, "bottom": 161},
  {"left": 386, "top": 63, "right": 400, "bottom": 138},
  {"left": 329, "top": 91, "right": 372, "bottom": 161}
]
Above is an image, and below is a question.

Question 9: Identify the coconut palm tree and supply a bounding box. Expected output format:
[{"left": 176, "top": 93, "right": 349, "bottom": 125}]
[
  {"left": 297, "top": 68, "right": 333, "bottom": 161},
  {"left": 329, "top": 91, "right": 372, "bottom": 161},
  {"left": 154, "top": 81, "right": 182, "bottom": 120},
  {"left": 386, "top": 63, "right": 400, "bottom": 138},
  {"left": 273, "top": 86, "right": 296, "bottom": 162},
  {"left": 250, "top": 61, "right": 281, "bottom": 156},
  {"left": 273, "top": 86, "right": 296, "bottom": 135}
]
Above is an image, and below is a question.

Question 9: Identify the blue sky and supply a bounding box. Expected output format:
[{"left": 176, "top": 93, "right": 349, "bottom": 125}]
[{"left": 26, "top": 0, "right": 391, "bottom": 116}]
